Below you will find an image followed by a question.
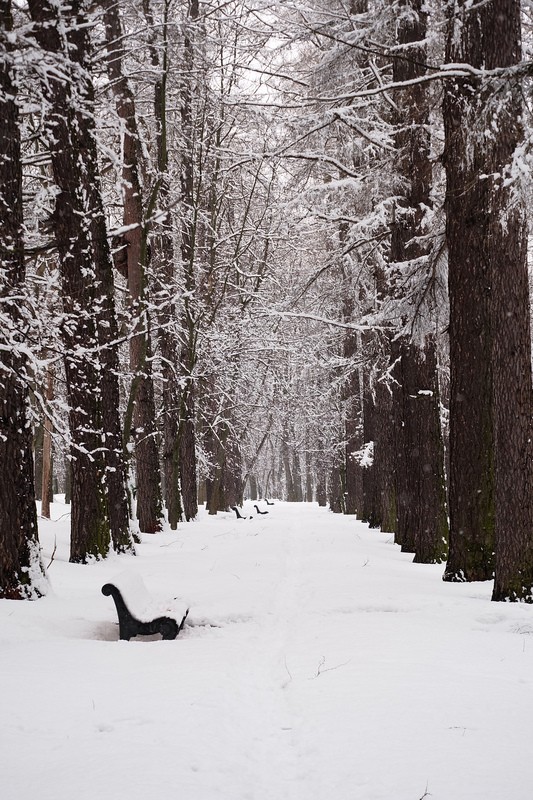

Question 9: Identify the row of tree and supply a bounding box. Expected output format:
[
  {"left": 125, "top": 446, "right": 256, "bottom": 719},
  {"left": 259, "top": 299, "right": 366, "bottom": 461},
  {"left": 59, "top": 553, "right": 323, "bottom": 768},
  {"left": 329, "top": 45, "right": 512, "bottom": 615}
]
[
  {"left": 1, "top": 0, "right": 533, "bottom": 603},
  {"left": 269, "top": 0, "right": 533, "bottom": 602}
]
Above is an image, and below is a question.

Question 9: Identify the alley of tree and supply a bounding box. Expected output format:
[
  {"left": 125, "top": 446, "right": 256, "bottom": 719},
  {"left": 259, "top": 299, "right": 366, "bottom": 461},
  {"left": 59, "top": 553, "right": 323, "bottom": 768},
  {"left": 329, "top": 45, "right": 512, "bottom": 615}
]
[{"left": 3, "top": 0, "right": 533, "bottom": 604}]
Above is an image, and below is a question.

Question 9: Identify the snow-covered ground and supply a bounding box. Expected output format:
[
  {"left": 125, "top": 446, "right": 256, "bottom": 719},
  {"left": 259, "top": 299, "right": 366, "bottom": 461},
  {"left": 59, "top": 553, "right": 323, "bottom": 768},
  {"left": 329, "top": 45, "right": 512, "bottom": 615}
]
[{"left": 3, "top": 500, "right": 533, "bottom": 800}]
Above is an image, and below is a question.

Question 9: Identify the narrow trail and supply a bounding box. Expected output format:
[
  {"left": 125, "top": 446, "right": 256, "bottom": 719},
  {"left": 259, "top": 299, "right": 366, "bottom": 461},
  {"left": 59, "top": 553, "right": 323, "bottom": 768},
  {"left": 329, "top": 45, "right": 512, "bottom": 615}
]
[
  {"left": 185, "top": 504, "right": 377, "bottom": 800},
  {"left": 167, "top": 503, "right": 341, "bottom": 800},
  {"left": 237, "top": 509, "right": 312, "bottom": 800},
  {"left": 185, "top": 507, "right": 315, "bottom": 800}
]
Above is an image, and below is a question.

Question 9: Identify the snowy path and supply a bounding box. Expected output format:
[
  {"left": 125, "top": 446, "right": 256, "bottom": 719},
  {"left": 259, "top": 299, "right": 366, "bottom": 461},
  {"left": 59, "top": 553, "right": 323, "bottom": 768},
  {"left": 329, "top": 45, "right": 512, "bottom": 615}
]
[{"left": 3, "top": 502, "right": 533, "bottom": 800}]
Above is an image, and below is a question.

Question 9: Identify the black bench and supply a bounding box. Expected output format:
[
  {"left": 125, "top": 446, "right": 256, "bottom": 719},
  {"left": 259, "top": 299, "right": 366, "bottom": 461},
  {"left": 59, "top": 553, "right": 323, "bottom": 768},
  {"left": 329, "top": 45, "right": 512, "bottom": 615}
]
[{"left": 102, "top": 571, "right": 189, "bottom": 641}]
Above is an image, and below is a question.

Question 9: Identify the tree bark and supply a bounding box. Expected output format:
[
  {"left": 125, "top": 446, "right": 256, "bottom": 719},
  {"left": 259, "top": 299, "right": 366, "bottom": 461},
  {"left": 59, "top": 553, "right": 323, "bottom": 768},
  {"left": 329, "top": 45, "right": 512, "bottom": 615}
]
[
  {"left": 396, "top": 341, "right": 448, "bottom": 562},
  {"left": 102, "top": 0, "right": 162, "bottom": 535},
  {"left": 304, "top": 449, "right": 314, "bottom": 503},
  {"left": 40, "top": 367, "right": 54, "bottom": 520},
  {"left": 340, "top": 222, "right": 364, "bottom": 517},
  {"left": 28, "top": 0, "right": 112, "bottom": 563},
  {"left": 225, "top": 435, "right": 244, "bottom": 508},
  {"left": 141, "top": 0, "right": 182, "bottom": 528},
  {"left": 64, "top": 459, "right": 71, "bottom": 505},
  {"left": 442, "top": 1, "right": 497, "bottom": 582},
  {"left": 177, "top": 0, "right": 200, "bottom": 521},
  {"left": 206, "top": 422, "right": 227, "bottom": 514},
  {"left": 292, "top": 450, "right": 303, "bottom": 502},
  {"left": 206, "top": 424, "right": 243, "bottom": 513},
  {"left": 316, "top": 471, "right": 327, "bottom": 507},
  {"left": 361, "top": 369, "right": 379, "bottom": 526},
  {"left": 34, "top": 423, "right": 43, "bottom": 502},
  {"left": 282, "top": 431, "right": 298, "bottom": 501},
  {"left": 390, "top": 0, "right": 448, "bottom": 562},
  {"left": 374, "top": 376, "right": 397, "bottom": 533},
  {"left": 328, "top": 463, "right": 345, "bottom": 514},
  {"left": 483, "top": 3, "right": 533, "bottom": 601},
  {"left": 0, "top": 0, "right": 45, "bottom": 598},
  {"left": 444, "top": 0, "right": 533, "bottom": 598},
  {"left": 343, "top": 352, "right": 363, "bottom": 516},
  {"left": 66, "top": 2, "right": 134, "bottom": 553}
]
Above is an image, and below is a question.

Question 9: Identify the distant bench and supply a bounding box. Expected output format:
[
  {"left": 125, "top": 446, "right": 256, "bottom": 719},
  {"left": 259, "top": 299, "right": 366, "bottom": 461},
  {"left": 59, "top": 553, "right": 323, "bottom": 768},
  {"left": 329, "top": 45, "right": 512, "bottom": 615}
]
[{"left": 102, "top": 571, "right": 189, "bottom": 641}]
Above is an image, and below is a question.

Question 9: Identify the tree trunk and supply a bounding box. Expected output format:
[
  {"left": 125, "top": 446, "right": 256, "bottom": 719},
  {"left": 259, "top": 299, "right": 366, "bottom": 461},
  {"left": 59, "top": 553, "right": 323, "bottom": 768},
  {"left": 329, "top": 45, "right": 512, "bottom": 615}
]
[
  {"left": 344, "top": 364, "right": 363, "bottom": 516},
  {"left": 225, "top": 436, "right": 244, "bottom": 509},
  {"left": 482, "top": 3, "right": 533, "bottom": 601},
  {"left": 206, "top": 422, "right": 227, "bottom": 515},
  {"left": 397, "top": 341, "right": 448, "bottom": 563},
  {"left": 197, "top": 479, "right": 207, "bottom": 506},
  {"left": 316, "top": 465, "right": 327, "bottom": 507},
  {"left": 40, "top": 367, "right": 54, "bottom": 520},
  {"left": 34, "top": 423, "right": 43, "bottom": 502},
  {"left": 102, "top": 0, "right": 162, "bottom": 535},
  {"left": 305, "top": 449, "right": 314, "bottom": 502},
  {"left": 64, "top": 459, "right": 71, "bottom": 505},
  {"left": 444, "top": 0, "right": 533, "bottom": 598},
  {"left": 0, "top": 0, "right": 45, "bottom": 598},
  {"left": 390, "top": 0, "right": 448, "bottom": 562},
  {"left": 360, "top": 372, "right": 378, "bottom": 526},
  {"left": 282, "top": 434, "right": 296, "bottom": 501},
  {"left": 66, "top": 3, "right": 134, "bottom": 553},
  {"left": 176, "top": 0, "right": 200, "bottom": 521},
  {"left": 141, "top": 0, "right": 182, "bottom": 528},
  {"left": 249, "top": 475, "right": 258, "bottom": 501},
  {"left": 340, "top": 220, "right": 363, "bottom": 516},
  {"left": 54, "top": 0, "right": 133, "bottom": 552},
  {"left": 359, "top": 338, "right": 397, "bottom": 533},
  {"left": 374, "top": 377, "right": 397, "bottom": 533},
  {"left": 328, "top": 463, "right": 344, "bottom": 514},
  {"left": 292, "top": 451, "right": 303, "bottom": 502},
  {"left": 443, "top": 1, "right": 499, "bottom": 582},
  {"left": 28, "top": 0, "right": 111, "bottom": 563}
]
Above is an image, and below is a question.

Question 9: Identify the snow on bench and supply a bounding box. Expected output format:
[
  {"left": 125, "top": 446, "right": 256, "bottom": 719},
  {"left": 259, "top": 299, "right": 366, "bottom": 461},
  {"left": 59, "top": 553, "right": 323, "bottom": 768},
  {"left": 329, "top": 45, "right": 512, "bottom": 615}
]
[{"left": 102, "top": 571, "right": 189, "bottom": 641}]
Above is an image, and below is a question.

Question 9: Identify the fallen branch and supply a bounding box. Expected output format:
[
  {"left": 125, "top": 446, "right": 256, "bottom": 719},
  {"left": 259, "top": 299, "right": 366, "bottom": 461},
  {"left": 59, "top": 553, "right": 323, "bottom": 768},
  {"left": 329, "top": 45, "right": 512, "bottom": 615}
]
[
  {"left": 311, "top": 656, "right": 352, "bottom": 679},
  {"left": 46, "top": 537, "right": 57, "bottom": 569}
]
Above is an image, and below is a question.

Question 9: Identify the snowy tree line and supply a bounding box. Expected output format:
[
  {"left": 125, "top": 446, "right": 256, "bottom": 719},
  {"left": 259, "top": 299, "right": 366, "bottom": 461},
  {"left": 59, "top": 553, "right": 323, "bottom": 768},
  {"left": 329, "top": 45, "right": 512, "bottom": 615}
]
[{"left": 1, "top": 0, "right": 533, "bottom": 603}]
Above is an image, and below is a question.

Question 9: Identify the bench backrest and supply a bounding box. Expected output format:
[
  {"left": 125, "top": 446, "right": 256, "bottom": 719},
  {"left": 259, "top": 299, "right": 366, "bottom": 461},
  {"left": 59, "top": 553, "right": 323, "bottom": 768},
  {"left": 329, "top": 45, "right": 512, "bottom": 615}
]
[{"left": 106, "top": 571, "right": 152, "bottom": 619}]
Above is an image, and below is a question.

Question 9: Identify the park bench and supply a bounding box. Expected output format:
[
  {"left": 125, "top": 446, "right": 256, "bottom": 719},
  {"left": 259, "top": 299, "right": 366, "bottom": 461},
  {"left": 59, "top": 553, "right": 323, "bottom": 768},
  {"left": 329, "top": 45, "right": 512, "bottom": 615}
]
[{"left": 102, "top": 571, "right": 189, "bottom": 641}]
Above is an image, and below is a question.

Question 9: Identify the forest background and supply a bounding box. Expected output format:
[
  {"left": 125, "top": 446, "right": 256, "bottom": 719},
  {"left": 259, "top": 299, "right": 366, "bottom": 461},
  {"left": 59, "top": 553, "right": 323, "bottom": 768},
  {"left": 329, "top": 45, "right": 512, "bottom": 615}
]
[{"left": 2, "top": 0, "right": 533, "bottom": 604}]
